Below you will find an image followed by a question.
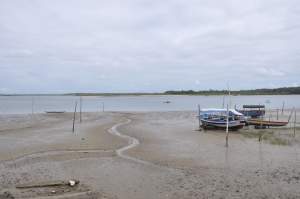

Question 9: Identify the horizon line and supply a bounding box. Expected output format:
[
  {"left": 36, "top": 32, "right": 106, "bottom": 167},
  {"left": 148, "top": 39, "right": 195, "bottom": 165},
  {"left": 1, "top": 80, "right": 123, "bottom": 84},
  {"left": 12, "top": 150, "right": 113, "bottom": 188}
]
[{"left": 1, "top": 86, "right": 300, "bottom": 96}]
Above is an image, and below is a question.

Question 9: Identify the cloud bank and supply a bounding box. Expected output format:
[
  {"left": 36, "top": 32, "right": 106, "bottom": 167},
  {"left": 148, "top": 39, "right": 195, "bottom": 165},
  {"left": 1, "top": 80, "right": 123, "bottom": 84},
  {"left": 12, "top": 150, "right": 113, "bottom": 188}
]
[{"left": 0, "top": 0, "right": 300, "bottom": 93}]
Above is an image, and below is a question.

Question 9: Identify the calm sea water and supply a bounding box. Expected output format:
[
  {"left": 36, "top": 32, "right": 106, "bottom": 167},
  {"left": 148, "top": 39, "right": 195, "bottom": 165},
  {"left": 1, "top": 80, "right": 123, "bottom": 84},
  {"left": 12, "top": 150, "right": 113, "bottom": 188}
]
[{"left": 0, "top": 95, "right": 300, "bottom": 114}]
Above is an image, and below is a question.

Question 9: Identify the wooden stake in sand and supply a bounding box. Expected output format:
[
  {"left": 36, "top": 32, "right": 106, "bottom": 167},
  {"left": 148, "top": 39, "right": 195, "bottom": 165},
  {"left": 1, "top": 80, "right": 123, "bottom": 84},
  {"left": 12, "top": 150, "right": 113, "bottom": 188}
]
[
  {"left": 222, "top": 96, "right": 225, "bottom": 109},
  {"left": 268, "top": 114, "right": 272, "bottom": 129},
  {"left": 226, "top": 104, "right": 229, "bottom": 147},
  {"left": 294, "top": 109, "right": 297, "bottom": 137},
  {"left": 198, "top": 104, "right": 201, "bottom": 130},
  {"left": 281, "top": 101, "right": 285, "bottom": 115},
  {"left": 79, "top": 96, "right": 82, "bottom": 123},
  {"left": 287, "top": 108, "right": 295, "bottom": 124},
  {"left": 31, "top": 96, "right": 34, "bottom": 115},
  {"left": 72, "top": 102, "right": 77, "bottom": 133}
]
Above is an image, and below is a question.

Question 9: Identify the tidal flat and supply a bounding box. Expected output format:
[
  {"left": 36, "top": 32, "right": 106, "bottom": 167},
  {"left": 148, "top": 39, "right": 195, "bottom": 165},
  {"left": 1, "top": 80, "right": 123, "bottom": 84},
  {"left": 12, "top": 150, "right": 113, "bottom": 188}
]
[{"left": 0, "top": 111, "right": 299, "bottom": 198}]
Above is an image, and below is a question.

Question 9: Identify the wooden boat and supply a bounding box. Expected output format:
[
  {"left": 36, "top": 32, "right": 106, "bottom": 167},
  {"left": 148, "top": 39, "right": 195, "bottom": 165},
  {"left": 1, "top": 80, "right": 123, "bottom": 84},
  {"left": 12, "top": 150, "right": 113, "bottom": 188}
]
[
  {"left": 198, "top": 108, "right": 245, "bottom": 131},
  {"left": 247, "top": 119, "right": 288, "bottom": 127},
  {"left": 238, "top": 105, "right": 265, "bottom": 118},
  {"left": 201, "top": 119, "right": 245, "bottom": 130}
]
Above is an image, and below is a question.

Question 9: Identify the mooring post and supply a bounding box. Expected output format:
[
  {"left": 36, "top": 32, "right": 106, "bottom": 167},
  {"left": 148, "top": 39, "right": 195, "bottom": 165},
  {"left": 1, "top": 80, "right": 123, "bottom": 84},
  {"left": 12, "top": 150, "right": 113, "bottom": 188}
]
[
  {"left": 222, "top": 96, "right": 225, "bottom": 109},
  {"left": 226, "top": 104, "right": 229, "bottom": 147},
  {"left": 287, "top": 108, "right": 294, "bottom": 124},
  {"left": 198, "top": 104, "right": 201, "bottom": 130},
  {"left": 294, "top": 109, "right": 297, "bottom": 138},
  {"left": 268, "top": 114, "right": 272, "bottom": 129},
  {"left": 276, "top": 109, "right": 279, "bottom": 120},
  {"left": 258, "top": 133, "right": 262, "bottom": 142},
  {"left": 72, "top": 101, "right": 77, "bottom": 133},
  {"left": 31, "top": 96, "right": 34, "bottom": 115},
  {"left": 281, "top": 101, "right": 285, "bottom": 115},
  {"left": 79, "top": 96, "right": 82, "bottom": 123}
]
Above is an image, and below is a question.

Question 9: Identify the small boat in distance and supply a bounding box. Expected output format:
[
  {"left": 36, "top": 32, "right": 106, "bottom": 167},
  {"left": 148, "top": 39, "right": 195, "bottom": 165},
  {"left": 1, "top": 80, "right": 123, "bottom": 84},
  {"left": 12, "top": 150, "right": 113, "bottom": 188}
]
[
  {"left": 198, "top": 109, "right": 245, "bottom": 130},
  {"left": 163, "top": 100, "right": 171, "bottom": 104}
]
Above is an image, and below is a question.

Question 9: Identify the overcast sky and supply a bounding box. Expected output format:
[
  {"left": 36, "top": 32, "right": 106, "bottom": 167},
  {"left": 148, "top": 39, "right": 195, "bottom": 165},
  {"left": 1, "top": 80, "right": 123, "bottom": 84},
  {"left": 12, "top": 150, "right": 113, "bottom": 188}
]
[{"left": 0, "top": 0, "right": 300, "bottom": 93}]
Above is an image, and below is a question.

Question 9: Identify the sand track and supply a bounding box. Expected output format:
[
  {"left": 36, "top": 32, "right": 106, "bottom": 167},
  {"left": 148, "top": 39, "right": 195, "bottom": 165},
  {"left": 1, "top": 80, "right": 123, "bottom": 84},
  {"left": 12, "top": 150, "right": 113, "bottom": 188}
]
[
  {"left": 0, "top": 149, "right": 115, "bottom": 168},
  {"left": 0, "top": 117, "right": 146, "bottom": 168},
  {"left": 108, "top": 119, "right": 155, "bottom": 166},
  {"left": 0, "top": 114, "right": 161, "bottom": 171}
]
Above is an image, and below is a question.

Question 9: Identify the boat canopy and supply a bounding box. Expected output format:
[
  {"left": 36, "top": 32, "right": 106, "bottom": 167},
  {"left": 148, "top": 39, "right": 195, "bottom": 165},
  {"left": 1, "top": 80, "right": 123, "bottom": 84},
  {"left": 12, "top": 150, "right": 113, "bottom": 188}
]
[
  {"left": 243, "top": 105, "right": 265, "bottom": 109},
  {"left": 200, "top": 108, "right": 244, "bottom": 116}
]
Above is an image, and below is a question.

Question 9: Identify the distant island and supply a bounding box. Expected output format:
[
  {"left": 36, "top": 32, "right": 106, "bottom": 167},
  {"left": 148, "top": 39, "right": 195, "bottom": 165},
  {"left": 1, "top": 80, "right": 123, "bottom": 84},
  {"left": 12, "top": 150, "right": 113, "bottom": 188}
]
[
  {"left": 1, "top": 86, "right": 300, "bottom": 96},
  {"left": 69, "top": 86, "right": 300, "bottom": 96}
]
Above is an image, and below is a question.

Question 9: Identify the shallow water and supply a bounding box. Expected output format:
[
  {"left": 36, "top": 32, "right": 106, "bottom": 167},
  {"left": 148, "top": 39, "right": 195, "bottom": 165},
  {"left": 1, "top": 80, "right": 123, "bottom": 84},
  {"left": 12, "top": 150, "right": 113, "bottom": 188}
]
[{"left": 0, "top": 95, "right": 300, "bottom": 114}]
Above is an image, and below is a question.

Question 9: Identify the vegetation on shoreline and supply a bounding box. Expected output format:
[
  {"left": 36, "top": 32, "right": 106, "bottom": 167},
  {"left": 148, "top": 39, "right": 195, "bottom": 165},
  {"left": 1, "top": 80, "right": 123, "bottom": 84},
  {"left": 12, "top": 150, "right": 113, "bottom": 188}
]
[
  {"left": 1, "top": 86, "right": 300, "bottom": 96},
  {"left": 165, "top": 86, "right": 300, "bottom": 96},
  {"left": 73, "top": 86, "right": 300, "bottom": 96}
]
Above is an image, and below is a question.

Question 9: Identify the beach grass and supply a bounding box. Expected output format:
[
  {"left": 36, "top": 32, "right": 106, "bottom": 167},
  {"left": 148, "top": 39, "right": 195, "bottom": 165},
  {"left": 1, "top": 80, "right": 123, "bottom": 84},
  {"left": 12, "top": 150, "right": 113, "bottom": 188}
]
[{"left": 241, "top": 129, "right": 289, "bottom": 145}]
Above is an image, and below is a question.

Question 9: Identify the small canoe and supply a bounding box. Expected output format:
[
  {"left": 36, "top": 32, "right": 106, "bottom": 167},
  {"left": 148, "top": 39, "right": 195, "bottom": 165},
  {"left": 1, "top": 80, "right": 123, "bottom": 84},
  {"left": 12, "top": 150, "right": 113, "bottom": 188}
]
[{"left": 247, "top": 119, "right": 288, "bottom": 127}]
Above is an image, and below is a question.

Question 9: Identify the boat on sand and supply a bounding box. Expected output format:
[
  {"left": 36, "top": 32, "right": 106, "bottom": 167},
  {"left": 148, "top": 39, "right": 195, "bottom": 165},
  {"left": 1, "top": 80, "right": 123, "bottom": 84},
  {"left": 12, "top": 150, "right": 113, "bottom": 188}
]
[
  {"left": 198, "top": 109, "right": 245, "bottom": 130},
  {"left": 247, "top": 119, "right": 288, "bottom": 127}
]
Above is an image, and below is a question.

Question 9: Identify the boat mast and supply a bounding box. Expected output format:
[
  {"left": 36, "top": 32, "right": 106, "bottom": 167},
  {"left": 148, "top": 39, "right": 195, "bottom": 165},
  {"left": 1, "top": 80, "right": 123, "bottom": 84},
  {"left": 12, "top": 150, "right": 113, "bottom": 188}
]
[
  {"left": 227, "top": 82, "right": 231, "bottom": 109},
  {"left": 222, "top": 95, "right": 225, "bottom": 109},
  {"left": 225, "top": 82, "right": 230, "bottom": 147}
]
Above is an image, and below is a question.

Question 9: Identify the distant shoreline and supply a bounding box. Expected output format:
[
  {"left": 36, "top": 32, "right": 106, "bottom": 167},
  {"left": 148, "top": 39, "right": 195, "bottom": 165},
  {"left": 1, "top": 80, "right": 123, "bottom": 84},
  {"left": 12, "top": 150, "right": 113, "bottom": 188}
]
[{"left": 1, "top": 86, "right": 300, "bottom": 96}]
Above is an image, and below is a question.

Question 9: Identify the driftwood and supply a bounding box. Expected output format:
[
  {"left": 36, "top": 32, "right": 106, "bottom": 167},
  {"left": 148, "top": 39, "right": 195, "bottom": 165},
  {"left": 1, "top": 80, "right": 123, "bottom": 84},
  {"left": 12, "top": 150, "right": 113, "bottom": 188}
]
[{"left": 16, "top": 180, "right": 80, "bottom": 189}]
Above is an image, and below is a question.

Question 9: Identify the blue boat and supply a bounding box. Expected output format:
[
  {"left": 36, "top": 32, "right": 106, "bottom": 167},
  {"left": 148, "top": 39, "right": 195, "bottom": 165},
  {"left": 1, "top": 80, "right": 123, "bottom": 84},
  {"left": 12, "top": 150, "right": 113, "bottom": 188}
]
[
  {"left": 238, "top": 105, "right": 265, "bottom": 118},
  {"left": 198, "top": 109, "right": 245, "bottom": 130}
]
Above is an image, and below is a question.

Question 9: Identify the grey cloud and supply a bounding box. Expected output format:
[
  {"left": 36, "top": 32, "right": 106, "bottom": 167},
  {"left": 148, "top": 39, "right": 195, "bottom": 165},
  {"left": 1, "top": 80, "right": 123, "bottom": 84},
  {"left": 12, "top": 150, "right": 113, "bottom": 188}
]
[{"left": 0, "top": 0, "right": 300, "bottom": 93}]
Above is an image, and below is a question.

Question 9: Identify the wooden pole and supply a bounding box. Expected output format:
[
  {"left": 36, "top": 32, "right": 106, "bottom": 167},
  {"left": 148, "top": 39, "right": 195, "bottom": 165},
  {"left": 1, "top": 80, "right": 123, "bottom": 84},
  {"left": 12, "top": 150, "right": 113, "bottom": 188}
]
[
  {"left": 79, "top": 96, "right": 82, "bottom": 123},
  {"left": 102, "top": 102, "right": 105, "bottom": 112},
  {"left": 287, "top": 108, "right": 294, "bottom": 124},
  {"left": 222, "top": 96, "right": 225, "bottom": 109},
  {"left": 198, "top": 104, "right": 201, "bottom": 130},
  {"left": 72, "top": 102, "right": 77, "bottom": 133},
  {"left": 226, "top": 104, "right": 229, "bottom": 147},
  {"left": 31, "top": 96, "right": 34, "bottom": 115},
  {"left": 268, "top": 114, "right": 271, "bottom": 129},
  {"left": 260, "top": 115, "right": 263, "bottom": 130},
  {"left": 227, "top": 84, "right": 231, "bottom": 109},
  {"left": 281, "top": 101, "right": 285, "bottom": 115},
  {"left": 294, "top": 109, "right": 297, "bottom": 137},
  {"left": 276, "top": 109, "right": 279, "bottom": 120}
]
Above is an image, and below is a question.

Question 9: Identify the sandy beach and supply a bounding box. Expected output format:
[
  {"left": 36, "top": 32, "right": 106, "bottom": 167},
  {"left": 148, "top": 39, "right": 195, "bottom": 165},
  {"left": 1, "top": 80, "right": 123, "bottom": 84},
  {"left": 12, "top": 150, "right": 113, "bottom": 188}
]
[{"left": 0, "top": 111, "right": 300, "bottom": 199}]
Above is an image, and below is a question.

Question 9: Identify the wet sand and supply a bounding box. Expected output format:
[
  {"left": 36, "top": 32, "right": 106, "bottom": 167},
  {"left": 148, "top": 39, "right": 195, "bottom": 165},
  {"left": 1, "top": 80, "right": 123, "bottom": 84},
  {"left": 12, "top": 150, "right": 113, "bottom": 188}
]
[{"left": 0, "top": 111, "right": 299, "bottom": 198}]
